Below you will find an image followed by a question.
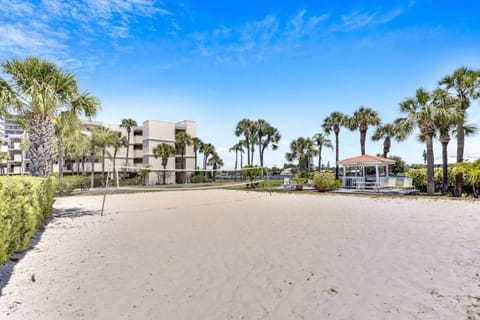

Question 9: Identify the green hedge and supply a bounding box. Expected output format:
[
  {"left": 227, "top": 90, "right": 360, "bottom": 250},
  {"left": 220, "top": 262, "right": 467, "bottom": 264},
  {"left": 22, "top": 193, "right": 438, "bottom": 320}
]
[
  {"left": 0, "top": 176, "right": 56, "bottom": 265},
  {"left": 407, "top": 167, "right": 467, "bottom": 193}
]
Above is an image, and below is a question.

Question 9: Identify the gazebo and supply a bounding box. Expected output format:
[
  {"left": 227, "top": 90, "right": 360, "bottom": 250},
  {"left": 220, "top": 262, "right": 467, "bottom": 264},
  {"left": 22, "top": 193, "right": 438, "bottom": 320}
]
[{"left": 337, "top": 154, "right": 395, "bottom": 189}]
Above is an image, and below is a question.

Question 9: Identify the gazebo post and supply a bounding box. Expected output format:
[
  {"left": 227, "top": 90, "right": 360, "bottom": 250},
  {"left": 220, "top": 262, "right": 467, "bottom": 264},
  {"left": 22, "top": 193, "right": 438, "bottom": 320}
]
[{"left": 375, "top": 165, "right": 379, "bottom": 185}]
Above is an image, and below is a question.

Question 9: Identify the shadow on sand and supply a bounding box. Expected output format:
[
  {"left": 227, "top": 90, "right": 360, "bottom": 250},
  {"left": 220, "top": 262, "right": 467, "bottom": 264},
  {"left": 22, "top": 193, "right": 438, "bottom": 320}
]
[{"left": 0, "top": 207, "right": 100, "bottom": 296}]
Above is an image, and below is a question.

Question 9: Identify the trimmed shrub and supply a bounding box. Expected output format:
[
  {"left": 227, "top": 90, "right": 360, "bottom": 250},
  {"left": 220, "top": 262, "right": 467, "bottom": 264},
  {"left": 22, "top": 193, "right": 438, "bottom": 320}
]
[
  {"left": 0, "top": 176, "right": 56, "bottom": 265},
  {"left": 191, "top": 174, "right": 205, "bottom": 183},
  {"left": 312, "top": 172, "right": 338, "bottom": 190},
  {"left": 407, "top": 167, "right": 464, "bottom": 193}
]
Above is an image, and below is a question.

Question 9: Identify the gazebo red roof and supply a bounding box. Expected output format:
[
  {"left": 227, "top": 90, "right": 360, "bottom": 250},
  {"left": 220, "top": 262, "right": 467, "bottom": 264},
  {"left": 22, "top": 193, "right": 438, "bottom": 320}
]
[{"left": 337, "top": 154, "right": 395, "bottom": 165}]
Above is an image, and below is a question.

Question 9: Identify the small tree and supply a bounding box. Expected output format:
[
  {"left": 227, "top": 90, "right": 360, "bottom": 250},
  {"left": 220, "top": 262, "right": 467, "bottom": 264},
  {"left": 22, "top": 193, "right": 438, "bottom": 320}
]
[
  {"left": 153, "top": 143, "right": 176, "bottom": 184},
  {"left": 138, "top": 166, "right": 152, "bottom": 186}
]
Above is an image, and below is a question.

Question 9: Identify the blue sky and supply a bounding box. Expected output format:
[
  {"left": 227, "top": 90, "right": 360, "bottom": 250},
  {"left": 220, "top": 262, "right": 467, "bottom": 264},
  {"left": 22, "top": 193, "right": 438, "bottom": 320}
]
[{"left": 1, "top": 0, "right": 480, "bottom": 169}]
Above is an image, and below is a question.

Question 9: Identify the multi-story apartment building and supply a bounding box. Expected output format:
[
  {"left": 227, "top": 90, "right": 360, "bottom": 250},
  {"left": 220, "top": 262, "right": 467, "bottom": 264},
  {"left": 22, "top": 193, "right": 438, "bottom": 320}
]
[
  {"left": 1, "top": 117, "right": 197, "bottom": 185},
  {"left": 0, "top": 118, "right": 28, "bottom": 175}
]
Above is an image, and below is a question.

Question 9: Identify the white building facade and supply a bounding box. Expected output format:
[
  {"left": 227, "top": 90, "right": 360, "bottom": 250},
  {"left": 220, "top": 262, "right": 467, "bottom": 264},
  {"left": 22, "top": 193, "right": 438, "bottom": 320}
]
[{"left": 0, "top": 118, "right": 197, "bottom": 185}]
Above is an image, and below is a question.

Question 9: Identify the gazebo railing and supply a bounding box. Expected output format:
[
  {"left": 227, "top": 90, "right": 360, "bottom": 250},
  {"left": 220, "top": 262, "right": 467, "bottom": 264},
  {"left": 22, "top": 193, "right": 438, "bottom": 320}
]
[
  {"left": 342, "top": 176, "right": 389, "bottom": 189},
  {"left": 342, "top": 176, "right": 365, "bottom": 189}
]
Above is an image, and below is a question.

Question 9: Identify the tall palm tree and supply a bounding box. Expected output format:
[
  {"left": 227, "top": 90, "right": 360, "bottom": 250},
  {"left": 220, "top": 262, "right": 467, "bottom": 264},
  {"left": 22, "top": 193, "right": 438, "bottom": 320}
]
[
  {"left": 286, "top": 137, "right": 317, "bottom": 172},
  {"left": 207, "top": 152, "right": 224, "bottom": 182},
  {"left": 68, "top": 132, "right": 91, "bottom": 176},
  {"left": 432, "top": 88, "right": 462, "bottom": 193},
  {"left": 55, "top": 111, "right": 80, "bottom": 178},
  {"left": 255, "top": 119, "right": 281, "bottom": 168},
  {"left": 398, "top": 88, "right": 457, "bottom": 195},
  {"left": 109, "top": 131, "right": 128, "bottom": 181},
  {"left": 120, "top": 118, "right": 137, "bottom": 169},
  {"left": 439, "top": 67, "right": 480, "bottom": 196},
  {"left": 175, "top": 131, "right": 192, "bottom": 183},
  {"left": 235, "top": 119, "right": 256, "bottom": 166},
  {"left": 229, "top": 141, "right": 245, "bottom": 181},
  {"left": 92, "top": 126, "right": 114, "bottom": 186},
  {"left": 153, "top": 143, "right": 176, "bottom": 184},
  {"left": 191, "top": 137, "right": 203, "bottom": 171},
  {"left": 312, "top": 133, "right": 333, "bottom": 171},
  {"left": 1, "top": 57, "right": 99, "bottom": 176},
  {"left": 347, "top": 106, "right": 381, "bottom": 155},
  {"left": 200, "top": 142, "right": 215, "bottom": 170},
  {"left": 371, "top": 123, "right": 401, "bottom": 158},
  {"left": 323, "top": 112, "right": 348, "bottom": 179}
]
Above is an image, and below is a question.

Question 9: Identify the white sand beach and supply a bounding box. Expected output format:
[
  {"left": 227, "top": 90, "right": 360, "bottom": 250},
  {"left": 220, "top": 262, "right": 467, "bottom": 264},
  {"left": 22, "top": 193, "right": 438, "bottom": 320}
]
[{"left": 1, "top": 190, "right": 479, "bottom": 319}]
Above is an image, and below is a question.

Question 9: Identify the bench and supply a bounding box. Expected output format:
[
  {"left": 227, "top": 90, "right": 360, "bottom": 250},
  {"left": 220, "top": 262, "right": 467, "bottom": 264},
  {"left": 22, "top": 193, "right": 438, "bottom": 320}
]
[{"left": 80, "top": 183, "right": 89, "bottom": 191}]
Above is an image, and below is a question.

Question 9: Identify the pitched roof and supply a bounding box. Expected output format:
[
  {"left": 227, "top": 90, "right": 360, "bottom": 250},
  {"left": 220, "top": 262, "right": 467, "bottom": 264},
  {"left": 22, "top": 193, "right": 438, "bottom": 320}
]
[{"left": 337, "top": 154, "right": 396, "bottom": 165}]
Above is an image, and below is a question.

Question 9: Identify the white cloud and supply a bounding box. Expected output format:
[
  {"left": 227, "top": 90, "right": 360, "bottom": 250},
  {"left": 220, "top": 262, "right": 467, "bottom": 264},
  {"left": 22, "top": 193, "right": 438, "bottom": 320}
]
[
  {"left": 335, "top": 8, "right": 405, "bottom": 32},
  {"left": 193, "top": 10, "right": 328, "bottom": 64},
  {"left": 0, "top": 0, "right": 174, "bottom": 71}
]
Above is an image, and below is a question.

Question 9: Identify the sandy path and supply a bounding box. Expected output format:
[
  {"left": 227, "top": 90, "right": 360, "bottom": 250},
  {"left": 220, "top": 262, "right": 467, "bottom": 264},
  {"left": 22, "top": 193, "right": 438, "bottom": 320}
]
[{"left": 1, "top": 190, "right": 479, "bottom": 319}]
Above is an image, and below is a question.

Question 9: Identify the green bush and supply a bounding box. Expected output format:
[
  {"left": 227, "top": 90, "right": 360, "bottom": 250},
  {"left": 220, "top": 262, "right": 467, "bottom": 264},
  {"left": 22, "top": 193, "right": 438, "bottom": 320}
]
[
  {"left": 241, "top": 166, "right": 266, "bottom": 182},
  {"left": 0, "top": 176, "right": 56, "bottom": 265},
  {"left": 312, "top": 172, "right": 338, "bottom": 190},
  {"left": 190, "top": 174, "right": 205, "bottom": 183},
  {"left": 407, "top": 167, "right": 462, "bottom": 193}
]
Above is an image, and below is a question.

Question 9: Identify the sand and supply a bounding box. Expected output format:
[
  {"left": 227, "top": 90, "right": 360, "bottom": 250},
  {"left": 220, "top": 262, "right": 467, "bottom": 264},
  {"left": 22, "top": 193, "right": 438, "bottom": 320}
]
[{"left": 1, "top": 190, "right": 479, "bottom": 319}]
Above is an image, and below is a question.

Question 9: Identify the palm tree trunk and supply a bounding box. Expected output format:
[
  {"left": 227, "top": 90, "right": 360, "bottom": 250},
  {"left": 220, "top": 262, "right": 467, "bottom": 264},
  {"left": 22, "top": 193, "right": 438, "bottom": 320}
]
[
  {"left": 383, "top": 137, "right": 391, "bottom": 158},
  {"left": 82, "top": 156, "right": 86, "bottom": 176},
  {"left": 335, "top": 132, "right": 339, "bottom": 180},
  {"left": 163, "top": 163, "right": 167, "bottom": 185},
  {"left": 251, "top": 144, "right": 255, "bottom": 166},
  {"left": 234, "top": 150, "right": 238, "bottom": 181},
  {"left": 246, "top": 139, "right": 250, "bottom": 166},
  {"left": 441, "top": 140, "right": 449, "bottom": 194},
  {"left": 425, "top": 135, "right": 435, "bottom": 195},
  {"left": 240, "top": 152, "right": 243, "bottom": 168},
  {"left": 258, "top": 143, "right": 263, "bottom": 168},
  {"left": 455, "top": 121, "right": 464, "bottom": 197},
  {"left": 360, "top": 129, "right": 366, "bottom": 155},
  {"left": 318, "top": 146, "right": 322, "bottom": 172},
  {"left": 29, "top": 114, "right": 54, "bottom": 176}
]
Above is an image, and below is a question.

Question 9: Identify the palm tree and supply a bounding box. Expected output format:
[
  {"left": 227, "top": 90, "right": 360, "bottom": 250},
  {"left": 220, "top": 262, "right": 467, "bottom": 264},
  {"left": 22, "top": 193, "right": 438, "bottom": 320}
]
[
  {"left": 235, "top": 119, "right": 256, "bottom": 166},
  {"left": 439, "top": 67, "right": 480, "bottom": 196},
  {"left": 347, "top": 106, "right": 381, "bottom": 155},
  {"left": 286, "top": 137, "right": 317, "bottom": 172},
  {"left": 323, "top": 112, "right": 348, "bottom": 179},
  {"left": 371, "top": 123, "right": 402, "bottom": 158},
  {"left": 67, "top": 132, "right": 91, "bottom": 176},
  {"left": 175, "top": 131, "right": 192, "bottom": 183},
  {"left": 200, "top": 142, "right": 215, "bottom": 171},
  {"left": 312, "top": 133, "right": 333, "bottom": 171},
  {"left": 1, "top": 57, "right": 99, "bottom": 176},
  {"left": 255, "top": 119, "right": 281, "bottom": 168},
  {"left": 432, "top": 88, "right": 462, "bottom": 193},
  {"left": 398, "top": 88, "right": 456, "bottom": 195},
  {"left": 109, "top": 131, "right": 128, "bottom": 181},
  {"left": 153, "top": 143, "right": 176, "bottom": 184},
  {"left": 191, "top": 137, "right": 203, "bottom": 171},
  {"left": 207, "top": 152, "right": 224, "bottom": 182},
  {"left": 229, "top": 141, "right": 245, "bottom": 181},
  {"left": 120, "top": 118, "right": 137, "bottom": 169},
  {"left": 92, "top": 126, "right": 114, "bottom": 186}
]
